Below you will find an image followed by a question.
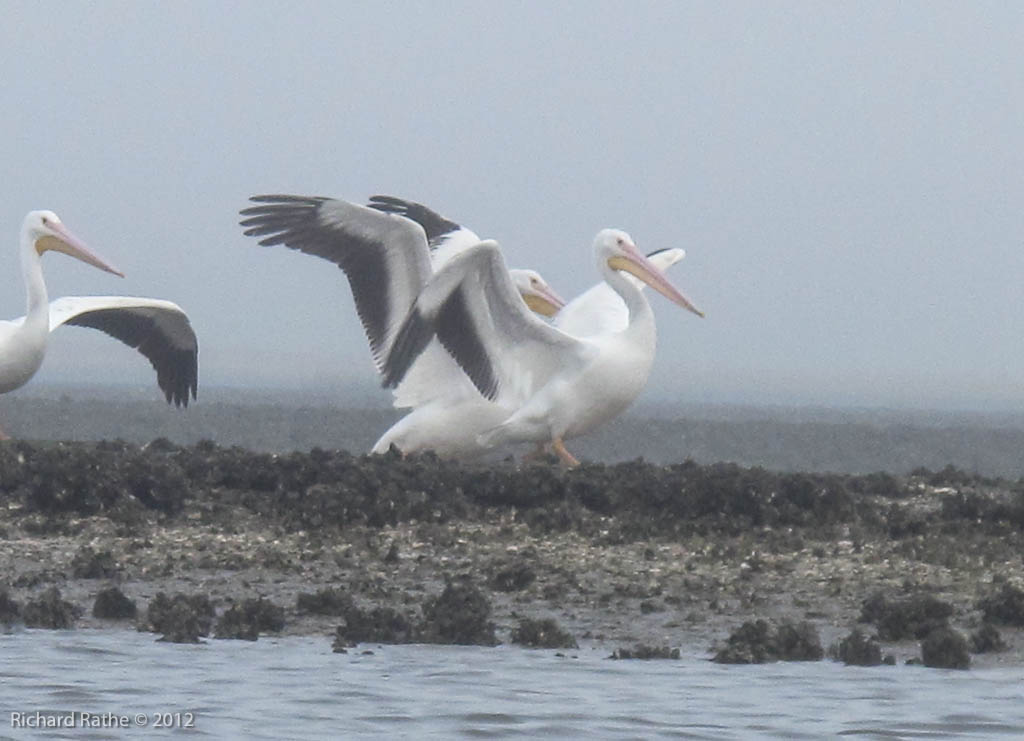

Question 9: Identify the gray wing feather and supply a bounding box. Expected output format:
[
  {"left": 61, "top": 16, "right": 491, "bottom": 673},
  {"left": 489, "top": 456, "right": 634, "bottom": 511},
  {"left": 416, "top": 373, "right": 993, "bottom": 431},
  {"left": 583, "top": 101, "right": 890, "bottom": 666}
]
[{"left": 240, "top": 195, "right": 434, "bottom": 370}]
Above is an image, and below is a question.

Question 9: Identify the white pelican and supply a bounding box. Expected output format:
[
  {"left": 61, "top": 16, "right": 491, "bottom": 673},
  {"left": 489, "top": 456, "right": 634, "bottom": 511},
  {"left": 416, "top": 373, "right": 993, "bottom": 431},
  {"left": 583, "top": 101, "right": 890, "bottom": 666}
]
[
  {"left": 365, "top": 198, "right": 686, "bottom": 458},
  {"left": 362, "top": 196, "right": 564, "bottom": 412},
  {"left": 0, "top": 211, "right": 198, "bottom": 436},
  {"left": 238, "top": 195, "right": 565, "bottom": 410},
  {"left": 382, "top": 231, "right": 704, "bottom": 466}
]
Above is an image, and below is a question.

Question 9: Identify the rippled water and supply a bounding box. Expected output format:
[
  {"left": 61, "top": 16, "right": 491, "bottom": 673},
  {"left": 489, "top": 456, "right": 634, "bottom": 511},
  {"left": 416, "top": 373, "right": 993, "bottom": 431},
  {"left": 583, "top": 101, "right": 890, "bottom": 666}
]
[{"left": 1, "top": 629, "right": 1022, "bottom": 739}]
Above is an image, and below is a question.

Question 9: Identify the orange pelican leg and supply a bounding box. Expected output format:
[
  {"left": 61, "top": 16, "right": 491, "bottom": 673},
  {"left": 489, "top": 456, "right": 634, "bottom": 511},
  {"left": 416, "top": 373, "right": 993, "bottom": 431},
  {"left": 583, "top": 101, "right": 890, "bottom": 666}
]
[{"left": 551, "top": 438, "right": 580, "bottom": 468}]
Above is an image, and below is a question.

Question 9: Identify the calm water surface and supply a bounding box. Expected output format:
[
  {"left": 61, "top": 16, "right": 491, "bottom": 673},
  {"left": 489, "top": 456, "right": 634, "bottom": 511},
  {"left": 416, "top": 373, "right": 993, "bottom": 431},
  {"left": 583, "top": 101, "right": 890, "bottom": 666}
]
[{"left": 1, "top": 629, "right": 1022, "bottom": 739}]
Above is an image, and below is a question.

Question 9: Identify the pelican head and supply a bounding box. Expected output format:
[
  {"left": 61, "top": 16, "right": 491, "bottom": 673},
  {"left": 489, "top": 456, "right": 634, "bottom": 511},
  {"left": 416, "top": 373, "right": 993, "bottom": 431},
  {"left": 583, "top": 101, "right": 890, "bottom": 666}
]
[
  {"left": 510, "top": 268, "right": 566, "bottom": 317},
  {"left": 596, "top": 228, "right": 703, "bottom": 318},
  {"left": 24, "top": 210, "right": 124, "bottom": 277}
]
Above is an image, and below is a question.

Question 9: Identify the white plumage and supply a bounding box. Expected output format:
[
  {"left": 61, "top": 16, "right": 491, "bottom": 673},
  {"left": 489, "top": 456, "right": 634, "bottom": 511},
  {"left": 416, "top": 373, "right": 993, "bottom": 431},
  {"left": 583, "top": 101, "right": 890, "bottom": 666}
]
[
  {"left": 375, "top": 245, "right": 687, "bottom": 458},
  {"left": 241, "top": 195, "right": 703, "bottom": 464},
  {"left": 383, "top": 232, "right": 703, "bottom": 465},
  {"left": 0, "top": 210, "right": 198, "bottom": 436},
  {"left": 238, "top": 195, "right": 564, "bottom": 455}
]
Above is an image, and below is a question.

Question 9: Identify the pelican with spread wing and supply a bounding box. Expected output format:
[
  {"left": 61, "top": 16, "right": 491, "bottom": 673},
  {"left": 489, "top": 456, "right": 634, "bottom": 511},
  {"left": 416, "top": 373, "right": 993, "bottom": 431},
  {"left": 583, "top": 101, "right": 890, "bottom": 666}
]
[
  {"left": 239, "top": 195, "right": 566, "bottom": 456},
  {"left": 363, "top": 196, "right": 687, "bottom": 458},
  {"left": 0, "top": 210, "right": 197, "bottom": 436},
  {"left": 382, "top": 230, "right": 704, "bottom": 466},
  {"left": 240, "top": 195, "right": 563, "bottom": 373}
]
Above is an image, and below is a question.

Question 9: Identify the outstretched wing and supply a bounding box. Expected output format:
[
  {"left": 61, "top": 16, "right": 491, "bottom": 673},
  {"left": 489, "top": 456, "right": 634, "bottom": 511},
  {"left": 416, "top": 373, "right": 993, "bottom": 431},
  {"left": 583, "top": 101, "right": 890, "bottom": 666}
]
[
  {"left": 240, "top": 194, "right": 434, "bottom": 370},
  {"left": 48, "top": 296, "right": 198, "bottom": 406},
  {"left": 383, "top": 241, "right": 592, "bottom": 407}
]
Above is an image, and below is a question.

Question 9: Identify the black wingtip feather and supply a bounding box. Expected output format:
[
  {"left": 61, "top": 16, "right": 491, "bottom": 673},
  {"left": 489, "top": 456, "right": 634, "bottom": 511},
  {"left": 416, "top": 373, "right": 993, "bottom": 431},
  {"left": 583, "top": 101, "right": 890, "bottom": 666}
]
[
  {"left": 365, "top": 195, "right": 460, "bottom": 244},
  {"left": 382, "top": 307, "right": 433, "bottom": 389},
  {"left": 436, "top": 288, "right": 499, "bottom": 402}
]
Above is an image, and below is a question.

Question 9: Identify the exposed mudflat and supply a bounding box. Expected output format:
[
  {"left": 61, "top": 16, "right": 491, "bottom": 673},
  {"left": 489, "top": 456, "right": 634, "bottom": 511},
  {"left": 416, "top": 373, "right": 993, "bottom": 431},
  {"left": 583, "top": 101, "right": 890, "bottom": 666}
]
[{"left": 1, "top": 438, "right": 1022, "bottom": 667}]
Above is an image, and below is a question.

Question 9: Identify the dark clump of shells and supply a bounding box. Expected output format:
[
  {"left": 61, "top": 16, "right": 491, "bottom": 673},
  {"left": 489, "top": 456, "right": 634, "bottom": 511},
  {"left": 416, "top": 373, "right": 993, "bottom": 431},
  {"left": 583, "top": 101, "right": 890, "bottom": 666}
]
[
  {"left": 23, "top": 587, "right": 82, "bottom": 629},
  {"left": 713, "top": 619, "right": 823, "bottom": 664},
  {"left": 419, "top": 578, "right": 497, "bottom": 646},
  {"left": 828, "top": 628, "right": 885, "bottom": 666},
  {"left": 215, "top": 597, "right": 286, "bottom": 640},
  {"left": 858, "top": 591, "right": 954, "bottom": 641},
  {"left": 920, "top": 626, "right": 971, "bottom": 670},
  {"left": 333, "top": 606, "right": 416, "bottom": 649},
  {"left": 331, "top": 578, "right": 494, "bottom": 649},
  {"left": 93, "top": 586, "right": 137, "bottom": 619},
  {"left": 142, "top": 592, "right": 215, "bottom": 643}
]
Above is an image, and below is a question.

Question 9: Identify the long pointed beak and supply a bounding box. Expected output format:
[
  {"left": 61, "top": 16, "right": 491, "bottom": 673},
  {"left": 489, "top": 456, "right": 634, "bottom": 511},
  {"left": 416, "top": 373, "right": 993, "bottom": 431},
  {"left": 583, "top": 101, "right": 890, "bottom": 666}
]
[
  {"left": 37, "top": 222, "right": 124, "bottom": 278},
  {"left": 608, "top": 249, "right": 704, "bottom": 318},
  {"left": 524, "top": 283, "right": 567, "bottom": 317}
]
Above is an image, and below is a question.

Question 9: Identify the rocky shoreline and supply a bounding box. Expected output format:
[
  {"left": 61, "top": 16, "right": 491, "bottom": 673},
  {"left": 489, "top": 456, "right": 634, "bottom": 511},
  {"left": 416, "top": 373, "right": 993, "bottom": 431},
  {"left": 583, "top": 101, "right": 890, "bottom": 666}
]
[{"left": 1, "top": 439, "right": 1022, "bottom": 668}]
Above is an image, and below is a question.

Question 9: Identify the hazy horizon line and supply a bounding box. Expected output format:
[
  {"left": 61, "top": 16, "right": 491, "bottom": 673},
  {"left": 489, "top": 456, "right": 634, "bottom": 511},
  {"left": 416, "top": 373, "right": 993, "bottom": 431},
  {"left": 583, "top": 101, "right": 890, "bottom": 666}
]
[{"left": 12, "top": 380, "right": 1024, "bottom": 422}]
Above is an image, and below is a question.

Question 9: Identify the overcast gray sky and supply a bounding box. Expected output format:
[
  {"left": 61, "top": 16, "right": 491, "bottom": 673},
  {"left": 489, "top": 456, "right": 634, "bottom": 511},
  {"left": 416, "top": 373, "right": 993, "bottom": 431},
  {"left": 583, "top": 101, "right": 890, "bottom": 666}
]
[{"left": 1, "top": 1, "right": 1021, "bottom": 411}]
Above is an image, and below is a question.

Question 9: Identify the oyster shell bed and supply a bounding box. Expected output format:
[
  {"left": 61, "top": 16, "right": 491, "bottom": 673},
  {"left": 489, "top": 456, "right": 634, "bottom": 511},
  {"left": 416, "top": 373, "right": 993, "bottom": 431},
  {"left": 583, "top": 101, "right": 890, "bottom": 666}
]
[{"left": 1, "top": 439, "right": 1022, "bottom": 665}]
